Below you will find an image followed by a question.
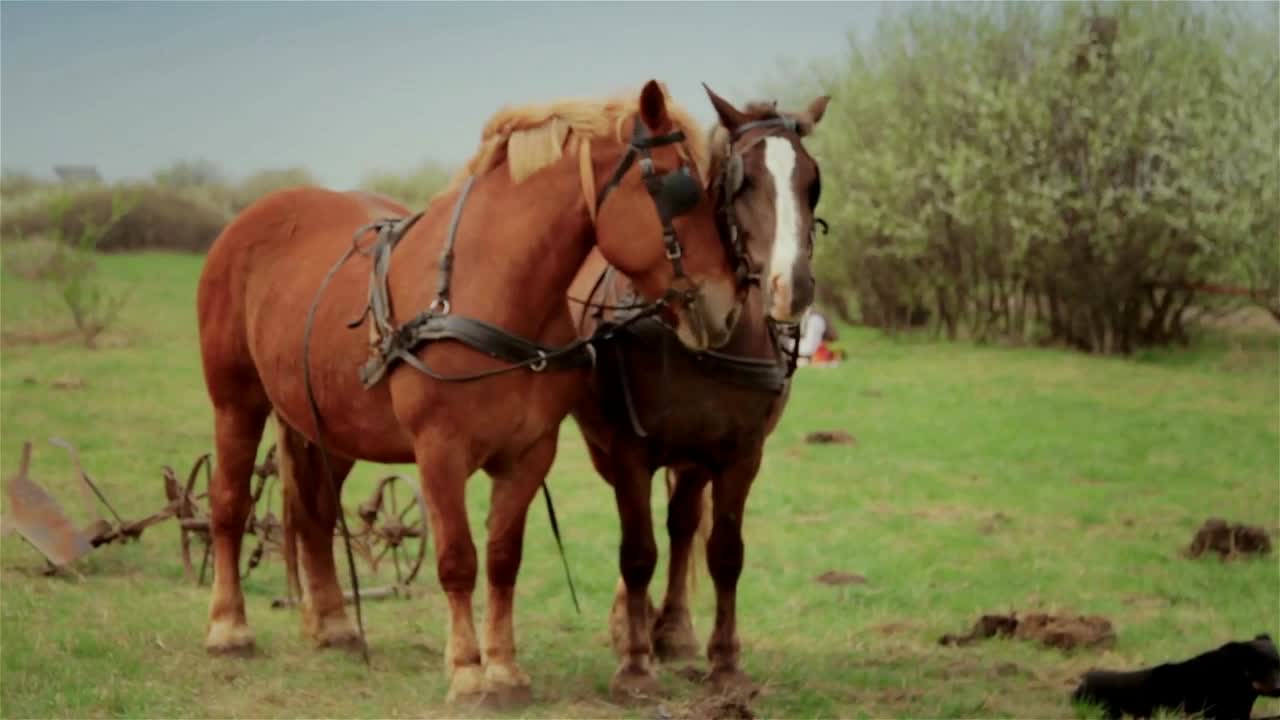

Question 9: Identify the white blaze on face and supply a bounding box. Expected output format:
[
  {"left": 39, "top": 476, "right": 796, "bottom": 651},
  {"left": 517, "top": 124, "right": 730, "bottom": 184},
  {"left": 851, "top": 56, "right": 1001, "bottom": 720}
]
[{"left": 764, "top": 136, "right": 802, "bottom": 320}]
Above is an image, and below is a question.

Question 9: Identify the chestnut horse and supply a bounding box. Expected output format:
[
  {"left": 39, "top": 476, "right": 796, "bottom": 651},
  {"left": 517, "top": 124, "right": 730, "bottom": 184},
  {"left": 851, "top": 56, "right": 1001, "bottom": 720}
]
[
  {"left": 195, "top": 80, "right": 744, "bottom": 705},
  {"left": 567, "top": 87, "right": 829, "bottom": 696}
]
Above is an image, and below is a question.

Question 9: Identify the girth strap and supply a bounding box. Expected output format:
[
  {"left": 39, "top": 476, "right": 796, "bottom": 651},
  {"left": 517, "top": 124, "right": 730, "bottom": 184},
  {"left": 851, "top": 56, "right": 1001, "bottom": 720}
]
[{"left": 364, "top": 312, "right": 597, "bottom": 387}]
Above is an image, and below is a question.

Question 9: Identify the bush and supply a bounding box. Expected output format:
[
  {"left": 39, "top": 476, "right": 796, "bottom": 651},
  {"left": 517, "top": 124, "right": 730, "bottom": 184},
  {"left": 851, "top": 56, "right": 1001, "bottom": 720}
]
[
  {"left": 231, "top": 168, "right": 316, "bottom": 212},
  {"left": 1, "top": 183, "right": 230, "bottom": 253},
  {"left": 802, "top": 2, "right": 1279, "bottom": 354},
  {"left": 152, "top": 159, "right": 227, "bottom": 191},
  {"left": 23, "top": 188, "right": 139, "bottom": 348},
  {"left": 359, "top": 161, "right": 453, "bottom": 207},
  {"left": 1, "top": 168, "right": 52, "bottom": 200}
]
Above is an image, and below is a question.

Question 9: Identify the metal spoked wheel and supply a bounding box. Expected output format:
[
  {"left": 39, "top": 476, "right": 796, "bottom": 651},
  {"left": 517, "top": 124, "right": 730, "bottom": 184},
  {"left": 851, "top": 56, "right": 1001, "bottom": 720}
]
[{"left": 344, "top": 474, "right": 430, "bottom": 586}]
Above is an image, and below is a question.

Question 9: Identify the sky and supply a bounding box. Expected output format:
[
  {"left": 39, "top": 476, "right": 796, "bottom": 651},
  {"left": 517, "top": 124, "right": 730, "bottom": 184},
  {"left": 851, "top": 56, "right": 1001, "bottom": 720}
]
[{"left": 1, "top": 1, "right": 888, "bottom": 190}]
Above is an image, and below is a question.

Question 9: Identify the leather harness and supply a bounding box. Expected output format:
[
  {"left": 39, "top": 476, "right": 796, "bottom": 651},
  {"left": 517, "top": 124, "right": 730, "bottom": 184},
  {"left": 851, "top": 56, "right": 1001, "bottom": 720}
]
[{"left": 581, "top": 114, "right": 827, "bottom": 438}]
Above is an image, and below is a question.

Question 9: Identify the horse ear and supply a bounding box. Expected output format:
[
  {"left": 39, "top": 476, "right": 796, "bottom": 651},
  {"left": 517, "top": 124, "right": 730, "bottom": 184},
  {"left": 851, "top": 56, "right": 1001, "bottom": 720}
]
[
  {"left": 639, "top": 80, "right": 671, "bottom": 133},
  {"left": 796, "top": 95, "right": 831, "bottom": 137},
  {"left": 702, "top": 83, "right": 748, "bottom": 133}
]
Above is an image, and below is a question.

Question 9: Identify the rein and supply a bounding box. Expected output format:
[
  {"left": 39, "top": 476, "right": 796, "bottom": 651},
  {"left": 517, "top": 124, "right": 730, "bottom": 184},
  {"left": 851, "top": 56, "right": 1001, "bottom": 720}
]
[{"left": 299, "top": 116, "right": 708, "bottom": 649}]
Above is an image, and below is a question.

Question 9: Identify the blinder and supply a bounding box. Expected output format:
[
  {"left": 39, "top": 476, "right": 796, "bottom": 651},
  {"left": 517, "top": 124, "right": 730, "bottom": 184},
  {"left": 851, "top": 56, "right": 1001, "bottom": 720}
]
[
  {"left": 593, "top": 116, "right": 705, "bottom": 306},
  {"left": 645, "top": 166, "right": 702, "bottom": 221}
]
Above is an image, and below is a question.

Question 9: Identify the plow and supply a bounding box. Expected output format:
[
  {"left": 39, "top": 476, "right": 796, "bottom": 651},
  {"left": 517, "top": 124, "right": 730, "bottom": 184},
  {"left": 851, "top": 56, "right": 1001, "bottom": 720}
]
[{"left": 3, "top": 437, "right": 431, "bottom": 603}]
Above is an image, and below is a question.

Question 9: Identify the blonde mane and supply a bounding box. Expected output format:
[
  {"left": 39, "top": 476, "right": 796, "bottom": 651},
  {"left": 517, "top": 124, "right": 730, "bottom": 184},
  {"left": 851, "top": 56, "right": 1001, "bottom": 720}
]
[{"left": 438, "top": 84, "right": 710, "bottom": 202}]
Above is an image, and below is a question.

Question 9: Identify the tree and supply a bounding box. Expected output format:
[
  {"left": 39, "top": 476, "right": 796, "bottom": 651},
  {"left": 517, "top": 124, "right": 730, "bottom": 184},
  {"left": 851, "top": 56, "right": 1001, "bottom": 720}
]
[{"left": 793, "top": 1, "right": 1279, "bottom": 353}]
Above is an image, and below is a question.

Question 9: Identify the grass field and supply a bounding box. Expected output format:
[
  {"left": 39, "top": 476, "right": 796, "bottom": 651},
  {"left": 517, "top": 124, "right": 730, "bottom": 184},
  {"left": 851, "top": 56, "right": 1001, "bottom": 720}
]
[{"left": 2, "top": 248, "right": 1277, "bottom": 719}]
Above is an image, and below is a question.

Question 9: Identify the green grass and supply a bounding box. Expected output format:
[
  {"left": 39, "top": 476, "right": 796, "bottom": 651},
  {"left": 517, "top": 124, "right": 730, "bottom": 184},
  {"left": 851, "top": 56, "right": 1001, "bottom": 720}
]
[{"left": 2, "top": 249, "right": 1278, "bottom": 719}]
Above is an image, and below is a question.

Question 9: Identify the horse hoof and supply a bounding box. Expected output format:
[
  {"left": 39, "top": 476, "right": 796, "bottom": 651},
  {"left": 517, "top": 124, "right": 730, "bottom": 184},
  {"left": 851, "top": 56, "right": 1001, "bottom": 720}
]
[
  {"left": 205, "top": 620, "right": 256, "bottom": 657},
  {"left": 652, "top": 613, "right": 699, "bottom": 662},
  {"left": 482, "top": 663, "right": 533, "bottom": 707},
  {"left": 314, "top": 628, "right": 364, "bottom": 653},
  {"left": 708, "top": 667, "right": 756, "bottom": 695},
  {"left": 609, "top": 664, "right": 661, "bottom": 703},
  {"left": 311, "top": 617, "right": 364, "bottom": 653},
  {"left": 446, "top": 665, "right": 488, "bottom": 705}
]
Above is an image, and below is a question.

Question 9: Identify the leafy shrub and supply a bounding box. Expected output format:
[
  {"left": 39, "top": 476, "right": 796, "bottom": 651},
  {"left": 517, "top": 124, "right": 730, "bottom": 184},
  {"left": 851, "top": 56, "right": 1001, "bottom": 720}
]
[
  {"left": 25, "top": 189, "right": 139, "bottom": 347},
  {"left": 1, "top": 168, "right": 52, "bottom": 200},
  {"left": 231, "top": 167, "right": 316, "bottom": 211},
  {"left": 802, "top": 2, "right": 1279, "bottom": 353},
  {"left": 1, "top": 183, "right": 230, "bottom": 253},
  {"left": 359, "top": 160, "right": 453, "bottom": 207},
  {"left": 152, "top": 159, "right": 227, "bottom": 191}
]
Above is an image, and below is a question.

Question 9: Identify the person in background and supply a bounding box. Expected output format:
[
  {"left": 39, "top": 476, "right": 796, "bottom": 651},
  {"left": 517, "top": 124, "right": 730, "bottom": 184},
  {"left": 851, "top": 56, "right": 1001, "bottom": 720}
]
[{"left": 796, "top": 308, "right": 843, "bottom": 367}]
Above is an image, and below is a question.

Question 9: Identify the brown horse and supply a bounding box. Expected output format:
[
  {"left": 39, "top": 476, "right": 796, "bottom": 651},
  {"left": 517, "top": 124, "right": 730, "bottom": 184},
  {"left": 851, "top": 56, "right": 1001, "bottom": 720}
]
[
  {"left": 567, "top": 87, "right": 829, "bottom": 697},
  {"left": 195, "top": 80, "right": 744, "bottom": 705}
]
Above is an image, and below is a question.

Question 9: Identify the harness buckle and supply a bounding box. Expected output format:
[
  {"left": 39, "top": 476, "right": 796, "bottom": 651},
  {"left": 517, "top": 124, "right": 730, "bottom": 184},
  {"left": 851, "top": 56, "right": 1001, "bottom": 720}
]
[
  {"left": 429, "top": 297, "right": 451, "bottom": 316},
  {"left": 530, "top": 350, "right": 548, "bottom": 372},
  {"left": 665, "top": 237, "right": 683, "bottom": 260}
]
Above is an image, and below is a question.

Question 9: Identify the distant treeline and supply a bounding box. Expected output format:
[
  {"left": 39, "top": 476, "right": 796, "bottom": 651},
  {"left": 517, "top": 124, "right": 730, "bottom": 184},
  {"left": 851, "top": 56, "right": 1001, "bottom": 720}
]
[{"left": 0, "top": 159, "right": 452, "bottom": 254}]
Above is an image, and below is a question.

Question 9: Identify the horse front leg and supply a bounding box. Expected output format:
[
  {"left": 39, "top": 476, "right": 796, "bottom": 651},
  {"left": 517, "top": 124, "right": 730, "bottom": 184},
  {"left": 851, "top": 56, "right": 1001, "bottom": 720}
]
[
  {"left": 607, "top": 449, "right": 661, "bottom": 700},
  {"left": 476, "top": 431, "right": 561, "bottom": 706},
  {"left": 413, "top": 431, "right": 484, "bottom": 704},
  {"left": 652, "top": 466, "right": 711, "bottom": 662},
  {"left": 705, "top": 447, "right": 763, "bottom": 693}
]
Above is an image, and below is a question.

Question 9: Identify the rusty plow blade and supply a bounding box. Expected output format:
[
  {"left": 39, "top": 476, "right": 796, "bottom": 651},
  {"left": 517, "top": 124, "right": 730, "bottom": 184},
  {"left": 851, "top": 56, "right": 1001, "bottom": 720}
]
[
  {"left": 4, "top": 438, "right": 184, "bottom": 573},
  {"left": 3, "top": 442, "right": 94, "bottom": 570}
]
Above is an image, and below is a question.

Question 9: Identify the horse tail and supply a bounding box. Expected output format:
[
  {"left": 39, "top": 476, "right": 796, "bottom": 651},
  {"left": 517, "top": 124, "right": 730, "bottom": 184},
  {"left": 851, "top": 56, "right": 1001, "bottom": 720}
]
[
  {"left": 665, "top": 468, "right": 714, "bottom": 598},
  {"left": 691, "top": 482, "right": 713, "bottom": 597}
]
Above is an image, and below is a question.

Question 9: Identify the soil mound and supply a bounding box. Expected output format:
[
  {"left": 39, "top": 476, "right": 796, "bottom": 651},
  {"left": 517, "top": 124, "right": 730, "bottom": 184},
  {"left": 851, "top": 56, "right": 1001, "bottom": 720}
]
[
  {"left": 1185, "top": 518, "right": 1272, "bottom": 561},
  {"left": 939, "top": 611, "right": 1116, "bottom": 651}
]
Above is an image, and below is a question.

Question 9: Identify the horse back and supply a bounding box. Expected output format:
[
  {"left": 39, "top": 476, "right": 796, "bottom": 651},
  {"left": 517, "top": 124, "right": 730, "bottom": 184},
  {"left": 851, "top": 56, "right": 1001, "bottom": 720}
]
[{"left": 196, "top": 186, "right": 413, "bottom": 406}]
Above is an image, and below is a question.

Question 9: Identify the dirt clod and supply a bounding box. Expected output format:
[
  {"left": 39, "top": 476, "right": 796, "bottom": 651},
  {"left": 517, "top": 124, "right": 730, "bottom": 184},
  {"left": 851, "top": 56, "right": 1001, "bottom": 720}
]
[
  {"left": 1185, "top": 517, "right": 1272, "bottom": 560},
  {"left": 677, "top": 695, "right": 757, "bottom": 720},
  {"left": 979, "top": 512, "right": 1013, "bottom": 534},
  {"left": 674, "top": 666, "right": 708, "bottom": 684},
  {"left": 804, "top": 430, "right": 855, "bottom": 445},
  {"left": 939, "top": 611, "right": 1115, "bottom": 651},
  {"left": 50, "top": 375, "right": 86, "bottom": 390},
  {"left": 815, "top": 570, "right": 867, "bottom": 586}
]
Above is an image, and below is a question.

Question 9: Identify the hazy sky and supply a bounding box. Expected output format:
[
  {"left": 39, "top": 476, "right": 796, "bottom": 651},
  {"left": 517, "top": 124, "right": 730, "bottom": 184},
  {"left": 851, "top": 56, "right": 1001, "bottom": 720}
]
[{"left": 1, "top": 1, "right": 886, "bottom": 189}]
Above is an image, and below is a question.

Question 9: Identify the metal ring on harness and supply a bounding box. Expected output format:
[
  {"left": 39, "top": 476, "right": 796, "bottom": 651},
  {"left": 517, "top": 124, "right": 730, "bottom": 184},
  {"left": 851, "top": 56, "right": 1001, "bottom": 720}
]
[
  {"left": 429, "top": 297, "right": 451, "bottom": 316},
  {"left": 530, "top": 350, "right": 548, "bottom": 372}
]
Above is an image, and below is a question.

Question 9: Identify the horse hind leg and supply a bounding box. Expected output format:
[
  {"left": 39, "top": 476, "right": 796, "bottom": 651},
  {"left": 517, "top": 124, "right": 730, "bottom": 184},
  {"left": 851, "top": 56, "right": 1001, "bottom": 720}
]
[
  {"left": 205, "top": 398, "right": 271, "bottom": 655},
  {"left": 274, "top": 411, "right": 361, "bottom": 651},
  {"left": 651, "top": 466, "right": 711, "bottom": 662}
]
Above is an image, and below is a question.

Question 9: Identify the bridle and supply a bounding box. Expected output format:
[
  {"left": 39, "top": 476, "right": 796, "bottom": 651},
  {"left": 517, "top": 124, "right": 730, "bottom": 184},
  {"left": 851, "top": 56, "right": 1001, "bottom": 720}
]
[
  {"left": 594, "top": 118, "right": 707, "bottom": 313},
  {"left": 712, "top": 114, "right": 828, "bottom": 376},
  {"left": 715, "top": 115, "right": 815, "bottom": 291}
]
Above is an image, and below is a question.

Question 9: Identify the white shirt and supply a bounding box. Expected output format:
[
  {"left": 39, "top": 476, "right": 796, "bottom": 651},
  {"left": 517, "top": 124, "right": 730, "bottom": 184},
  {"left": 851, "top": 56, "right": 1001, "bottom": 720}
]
[{"left": 797, "top": 311, "right": 826, "bottom": 358}]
